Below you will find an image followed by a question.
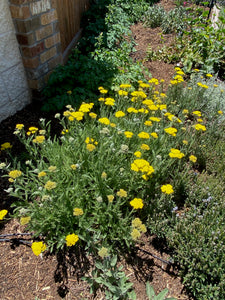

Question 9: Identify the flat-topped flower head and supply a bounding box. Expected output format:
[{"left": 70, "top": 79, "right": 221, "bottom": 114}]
[
  {"left": 169, "top": 148, "right": 185, "bottom": 159},
  {"left": 31, "top": 241, "right": 46, "bottom": 256},
  {"left": 130, "top": 198, "right": 144, "bottom": 209},
  {"left": 66, "top": 233, "right": 79, "bottom": 247},
  {"left": 161, "top": 184, "right": 174, "bottom": 194}
]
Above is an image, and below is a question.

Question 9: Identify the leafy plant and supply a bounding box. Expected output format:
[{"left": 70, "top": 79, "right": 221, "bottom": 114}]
[{"left": 146, "top": 282, "right": 176, "bottom": 300}]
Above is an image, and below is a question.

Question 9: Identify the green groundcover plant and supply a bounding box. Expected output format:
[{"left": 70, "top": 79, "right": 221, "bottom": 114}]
[{"left": 1, "top": 68, "right": 225, "bottom": 298}]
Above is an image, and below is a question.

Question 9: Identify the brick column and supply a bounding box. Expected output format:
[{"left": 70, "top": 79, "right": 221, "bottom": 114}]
[{"left": 9, "top": 0, "right": 63, "bottom": 100}]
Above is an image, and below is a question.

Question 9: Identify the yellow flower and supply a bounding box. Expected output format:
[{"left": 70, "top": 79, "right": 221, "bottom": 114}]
[
  {"left": 99, "top": 88, "right": 108, "bottom": 94},
  {"left": 115, "top": 111, "right": 125, "bottom": 118},
  {"left": 189, "top": 155, "right": 197, "bottom": 163},
  {"left": 132, "top": 218, "right": 142, "bottom": 228},
  {"left": 79, "top": 103, "right": 94, "bottom": 113},
  {"left": 31, "top": 241, "right": 46, "bottom": 256},
  {"left": 164, "top": 127, "right": 177, "bottom": 137},
  {"left": 131, "top": 228, "right": 141, "bottom": 240},
  {"left": 98, "top": 247, "right": 108, "bottom": 258},
  {"left": 71, "top": 164, "right": 77, "bottom": 170},
  {"left": 98, "top": 117, "right": 110, "bottom": 125},
  {"left": 16, "top": 124, "right": 24, "bottom": 130},
  {"left": 101, "top": 172, "right": 107, "bottom": 179},
  {"left": 151, "top": 132, "right": 158, "bottom": 139},
  {"left": 127, "top": 107, "right": 138, "bottom": 113},
  {"left": 120, "top": 84, "right": 131, "bottom": 89},
  {"left": 124, "top": 131, "right": 133, "bottom": 138},
  {"left": 148, "top": 78, "right": 159, "bottom": 85},
  {"left": 1, "top": 142, "right": 12, "bottom": 151},
  {"left": 28, "top": 127, "right": 38, "bottom": 133},
  {"left": 69, "top": 111, "right": 84, "bottom": 121},
  {"left": 38, "top": 171, "right": 47, "bottom": 178},
  {"left": 161, "top": 184, "right": 174, "bottom": 194},
  {"left": 149, "top": 117, "right": 161, "bottom": 122},
  {"left": 193, "top": 124, "right": 206, "bottom": 131},
  {"left": 206, "top": 73, "right": 212, "bottom": 77},
  {"left": 192, "top": 111, "right": 202, "bottom": 117},
  {"left": 110, "top": 123, "right": 116, "bottom": 128},
  {"left": 44, "top": 181, "right": 57, "bottom": 190},
  {"left": 131, "top": 91, "right": 147, "bottom": 98},
  {"left": 144, "top": 120, "right": 153, "bottom": 126},
  {"left": 89, "top": 112, "right": 97, "bottom": 119},
  {"left": 105, "top": 98, "right": 115, "bottom": 106},
  {"left": 134, "top": 151, "right": 142, "bottom": 158},
  {"left": 73, "top": 208, "right": 84, "bottom": 216},
  {"left": 118, "top": 90, "right": 128, "bottom": 96},
  {"left": 183, "top": 140, "right": 188, "bottom": 145},
  {"left": 140, "top": 144, "right": 150, "bottom": 151},
  {"left": 61, "top": 129, "right": 69, "bottom": 135},
  {"left": 182, "top": 109, "right": 189, "bottom": 114},
  {"left": 130, "top": 198, "right": 144, "bottom": 209},
  {"left": 0, "top": 209, "right": 8, "bottom": 220},
  {"left": 20, "top": 216, "right": 31, "bottom": 225},
  {"left": 66, "top": 233, "right": 79, "bottom": 247},
  {"left": 48, "top": 166, "right": 57, "bottom": 172},
  {"left": 86, "top": 143, "right": 96, "bottom": 152},
  {"left": 107, "top": 195, "right": 114, "bottom": 202},
  {"left": 197, "top": 118, "right": 203, "bottom": 123},
  {"left": 33, "top": 135, "right": 45, "bottom": 144},
  {"left": 131, "top": 159, "right": 154, "bottom": 176},
  {"left": 218, "top": 110, "right": 223, "bottom": 115},
  {"left": 169, "top": 148, "right": 185, "bottom": 159},
  {"left": 67, "top": 90, "right": 72, "bottom": 95},
  {"left": 9, "top": 170, "right": 22, "bottom": 179},
  {"left": 117, "top": 189, "right": 127, "bottom": 198},
  {"left": 138, "top": 132, "right": 150, "bottom": 139}
]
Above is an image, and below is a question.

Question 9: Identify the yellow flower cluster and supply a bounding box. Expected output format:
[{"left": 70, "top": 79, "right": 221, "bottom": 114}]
[
  {"left": 161, "top": 184, "right": 174, "bottom": 195},
  {"left": 164, "top": 127, "right": 177, "bottom": 137},
  {"left": 1, "top": 142, "right": 12, "bottom": 151},
  {"left": 0, "top": 209, "right": 8, "bottom": 220},
  {"left": 33, "top": 135, "right": 45, "bottom": 144},
  {"left": 98, "top": 247, "right": 108, "bottom": 258},
  {"left": 117, "top": 189, "right": 127, "bottom": 198},
  {"left": 73, "top": 208, "right": 84, "bottom": 216},
  {"left": 131, "top": 217, "right": 147, "bottom": 240},
  {"left": 31, "top": 241, "right": 46, "bottom": 256},
  {"left": 9, "top": 170, "right": 22, "bottom": 179},
  {"left": 131, "top": 159, "right": 155, "bottom": 180},
  {"left": 130, "top": 198, "right": 144, "bottom": 209},
  {"left": 44, "top": 181, "right": 57, "bottom": 190},
  {"left": 66, "top": 233, "right": 79, "bottom": 247},
  {"left": 169, "top": 148, "right": 185, "bottom": 159}
]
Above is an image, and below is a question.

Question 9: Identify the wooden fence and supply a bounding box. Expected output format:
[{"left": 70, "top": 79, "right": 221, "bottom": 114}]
[{"left": 56, "top": 0, "right": 90, "bottom": 54}]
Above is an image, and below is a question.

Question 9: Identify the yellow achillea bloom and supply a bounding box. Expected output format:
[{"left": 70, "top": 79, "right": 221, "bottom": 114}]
[
  {"left": 134, "top": 151, "right": 142, "bottom": 158},
  {"left": 107, "top": 195, "right": 114, "bottom": 202},
  {"left": 115, "top": 111, "right": 125, "bottom": 118},
  {"left": 117, "top": 189, "right": 127, "bottom": 198},
  {"left": 48, "top": 166, "right": 57, "bottom": 172},
  {"left": 130, "top": 198, "right": 144, "bottom": 209},
  {"left": 127, "top": 107, "right": 138, "bottom": 113},
  {"left": 69, "top": 111, "right": 84, "bottom": 121},
  {"left": 193, "top": 124, "right": 206, "bottom": 131},
  {"left": 118, "top": 90, "right": 128, "bottom": 96},
  {"left": 138, "top": 132, "right": 150, "bottom": 139},
  {"left": 0, "top": 209, "right": 8, "bottom": 220},
  {"left": 140, "top": 144, "right": 150, "bottom": 151},
  {"left": 98, "top": 247, "right": 108, "bottom": 258},
  {"left": 1, "top": 142, "right": 12, "bottom": 151},
  {"left": 85, "top": 137, "right": 98, "bottom": 145},
  {"left": 218, "top": 110, "right": 223, "bottom": 115},
  {"left": 169, "top": 148, "right": 185, "bottom": 159},
  {"left": 149, "top": 117, "right": 161, "bottom": 122},
  {"left": 124, "top": 131, "right": 133, "bottom": 138},
  {"left": 161, "top": 184, "right": 174, "bottom": 194},
  {"left": 206, "top": 73, "right": 213, "bottom": 77},
  {"left": 79, "top": 102, "right": 94, "bottom": 113},
  {"left": 99, "top": 89, "right": 108, "bottom": 94},
  {"left": 66, "top": 233, "right": 79, "bottom": 247},
  {"left": 38, "top": 171, "right": 46, "bottom": 178},
  {"left": 71, "top": 164, "right": 77, "bottom": 170},
  {"left": 183, "top": 140, "right": 188, "bottom": 145},
  {"left": 182, "top": 109, "right": 189, "bottom": 114},
  {"left": 120, "top": 84, "right": 131, "bottom": 89},
  {"left": 189, "top": 155, "right": 197, "bottom": 163},
  {"left": 44, "top": 181, "right": 57, "bottom": 190},
  {"left": 164, "top": 127, "right": 177, "bottom": 137},
  {"left": 33, "top": 135, "right": 45, "bottom": 143},
  {"left": 101, "top": 172, "right": 107, "bottom": 179},
  {"left": 61, "top": 129, "right": 69, "bottom": 135},
  {"left": 131, "top": 91, "right": 147, "bottom": 99},
  {"left": 89, "top": 112, "right": 97, "bottom": 119},
  {"left": 144, "top": 120, "right": 153, "bottom": 126},
  {"left": 20, "top": 216, "right": 31, "bottom": 225},
  {"left": 105, "top": 98, "right": 115, "bottom": 106},
  {"left": 151, "top": 132, "right": 158, "bottom": 139},
  {"left": 148, "top": 78, "right": 159, "bottom": 85},
  {"left": 28, "top": 127, "right": 38, "bottom": 133},
  {"left": 16, "top": 124, "right": 24, "bottom": 130},
  {"left": 131, "top": 228, "right": 141, "bottom": 240},
  {"left": 73, "top": 208, "right": 84, "bottom": 216},
  {"left": 31, "top": 241, "right": 46, "bottom": 256},
  {"left": 142, "top": 99, "right": 154, "bottom": 106},
  {"left": 192, "top": 111, "right": 202, "bottom": 117},
  {"left": 132, "top": 218, "right": 147, "bottom": 234},
  {"left": 98, "top": 117, "right": 110, "bottom": 125},
  {"left": 197, "top": 82, "right": 209, "bottom": 89},
  {"left": 131, "top": 159, "right": 154, "bottom": 176},
  {"left": 86, "top": 143, "right": 96, "bottom": 152},
  {"left": 148, "top": 104, "right": 158, "bottom": 111},
  {"left": 9, "top": 170, "right": 22, "bottom": 179},
  {"left": 158, "top": 104, "right": 167, "bottom": 110}
]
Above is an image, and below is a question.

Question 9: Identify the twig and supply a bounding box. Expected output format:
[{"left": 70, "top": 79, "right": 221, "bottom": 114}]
[{"left": 135, "top": 246, "right": 173, "bottom": 265}]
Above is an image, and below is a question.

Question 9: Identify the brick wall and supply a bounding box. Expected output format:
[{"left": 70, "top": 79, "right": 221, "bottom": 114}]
[
  {"left": 0, "top": 0, "right": 30, "bottom": 122},
  {"left": 9, "top": 0, "right": 63, "bottom": 100}
]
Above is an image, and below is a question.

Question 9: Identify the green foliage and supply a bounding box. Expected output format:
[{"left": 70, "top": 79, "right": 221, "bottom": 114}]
[
  {"left": 83, "top": 255, "right": 136, "bottom": 299},
  {"left": 146, "top": 282, "right": 177, "bottom": 300},
  {"left": 42, "top": 0, "right": 153, "bottom": 111}
]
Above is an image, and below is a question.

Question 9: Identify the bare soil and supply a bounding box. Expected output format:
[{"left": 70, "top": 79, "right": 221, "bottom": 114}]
[{"left": 0, "top": 1, "right": 192, "bottom": 299}]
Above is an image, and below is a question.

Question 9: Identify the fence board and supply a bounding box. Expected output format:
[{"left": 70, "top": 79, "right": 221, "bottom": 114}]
[{"left": 56, "top": 0, "right": 90, "bottom": 53}]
